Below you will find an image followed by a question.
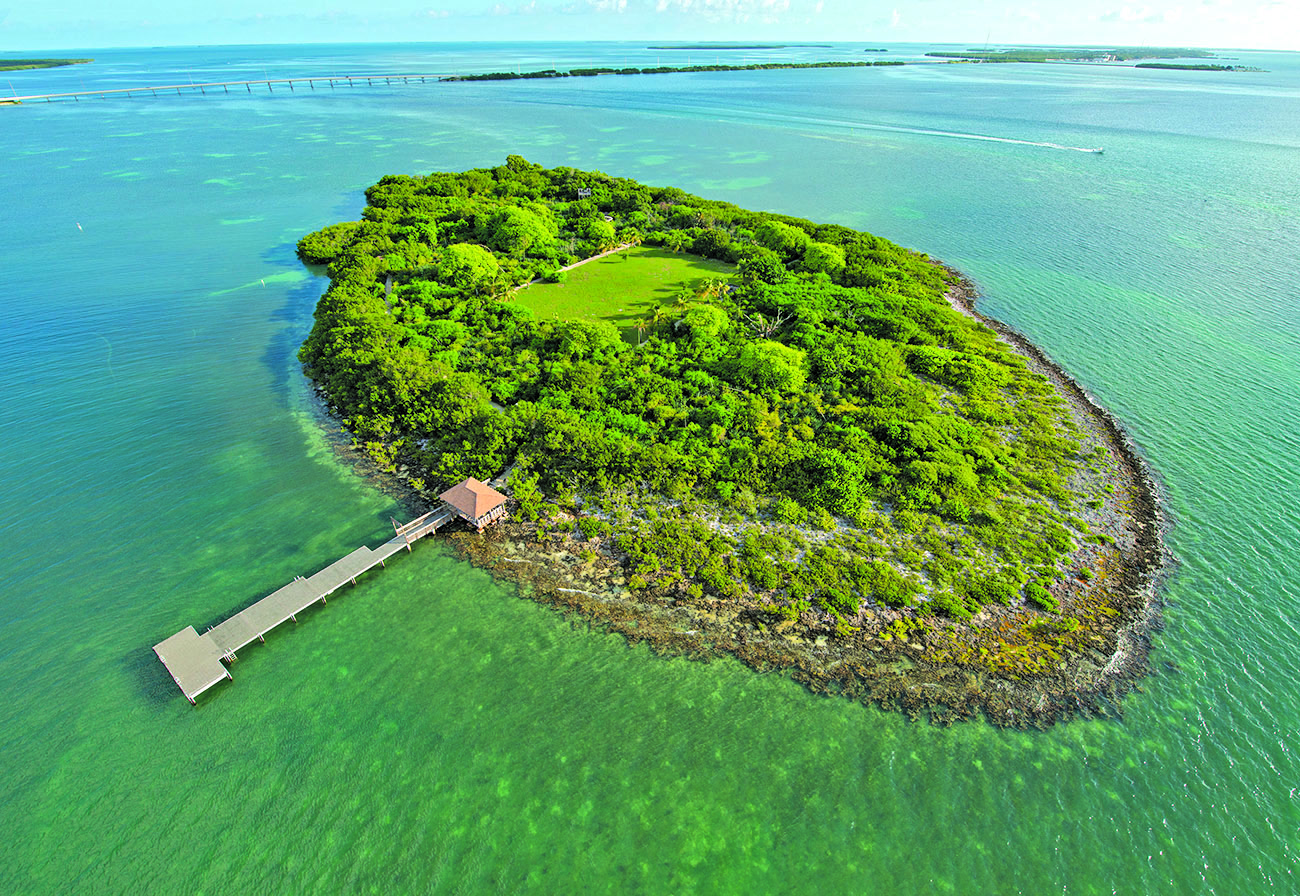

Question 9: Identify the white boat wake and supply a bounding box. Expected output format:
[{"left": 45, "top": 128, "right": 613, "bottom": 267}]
[{"left": 855, "top": 121, "right": 1103, "bottom": 153}]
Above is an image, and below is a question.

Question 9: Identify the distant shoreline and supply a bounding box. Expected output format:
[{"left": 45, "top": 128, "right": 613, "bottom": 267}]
[
  {"left": 1136, "top": 62, "right": 1264, "bottom": 72},
  {"left": 647, "top": 44, "right": 833, "bottom": 50},
  {"left": 441, "top": 60, "right": 903, "bottom": 83},
  {"left": 0, "top": 58, "right": 92, "bottom": 72}
]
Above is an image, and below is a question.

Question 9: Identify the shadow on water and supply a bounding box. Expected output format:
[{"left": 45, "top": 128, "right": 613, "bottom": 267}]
[
  {"left": 140, "top": 583, "right": 346, "bottom": 707},
  {"left": 254, "top": 187, "right": 367, "bottom": 408},
  {"left": 127, "top": 643, "right": 192, "bottom": 709},
  {"left": 328, "top": 191, "right": 367, "bottom": 224},
  {"left": 260, "top": 249, "right": 328, "bottom": 405},
  {"left": 259, "top": 239, "right": 302, "bottom": 270}
]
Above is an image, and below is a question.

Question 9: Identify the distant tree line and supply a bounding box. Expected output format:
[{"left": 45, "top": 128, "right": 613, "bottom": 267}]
[
  {"left": 0, "top": 58, "right": 92, "bottom": 71},
  {"left": 927, "top": 47, "right": 1214, "bottom": 63},
  {"left": 441, "top": 60, "right": 903, "bottom": 83}
]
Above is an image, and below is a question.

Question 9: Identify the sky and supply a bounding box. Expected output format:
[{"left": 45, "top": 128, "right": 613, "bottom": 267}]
[{"left": 1, "top": 0, "right": 1297, "bottom": 52}]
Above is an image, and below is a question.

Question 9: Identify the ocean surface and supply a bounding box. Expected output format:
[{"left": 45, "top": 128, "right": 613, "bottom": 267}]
[{"left": 2, "top": 42, "right": 1297, "bottom": 893}]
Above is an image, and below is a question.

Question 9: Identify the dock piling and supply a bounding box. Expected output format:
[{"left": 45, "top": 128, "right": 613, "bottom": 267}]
[{"left": 152, "top": 506, "right": 457, "bottom": 703}]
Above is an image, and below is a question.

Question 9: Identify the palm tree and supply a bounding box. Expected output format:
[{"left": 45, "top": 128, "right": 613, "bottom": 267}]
[
  {"left": 479, "top": 273, "right": 512, "bottom": 301},
  {"left": 743, "top": 308, "right": 792, "bottom": 338},
  {"left": 697, "top": 278, "right": 726, "bottom": 301}
]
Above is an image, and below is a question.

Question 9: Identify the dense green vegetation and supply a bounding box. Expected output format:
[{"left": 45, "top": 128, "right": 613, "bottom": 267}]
[
  {"left": 299, "top": 157, "right": 1097, "bottom": 624},
  {"left": 0, "top": 58, "right": 92, "bottom": 72},
  {"left": 1136, "top": 63, "right": 1261, "bottom": 72},
  {"left": 441, "top": 60, "right": 903, "bottom": 82},
  {"left": 927, "top": 47, "right": 1213, "bottom": 63}
]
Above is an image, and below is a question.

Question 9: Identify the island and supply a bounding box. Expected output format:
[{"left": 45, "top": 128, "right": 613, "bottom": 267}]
[
  {"left": 0, "top": 57, "right": 92, "bottom": 71},
  {"left": 927, "top": 47, "right": 1215, "bottom": 63},
  {"left": 297, "top": 157, "right": 1164, "bottom": 726},
  {"left": 440, "top": 60, "right": 903, "bottom": 82},
  {"left": 1135, "top": 63, "right": 1264, "bottom": 72}
]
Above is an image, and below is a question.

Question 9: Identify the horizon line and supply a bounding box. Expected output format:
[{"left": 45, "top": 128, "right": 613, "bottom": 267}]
[{"left": 4, "top": 39, "right": 1295, "bottom": 55}]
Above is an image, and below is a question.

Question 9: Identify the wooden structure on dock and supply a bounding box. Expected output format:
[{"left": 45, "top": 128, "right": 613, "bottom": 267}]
[
  {"left": 439, "top": 478, "right": 507, "bottom": 531},
  {"left": 153, "top": 477, "right": 507, "bottom": 704}
]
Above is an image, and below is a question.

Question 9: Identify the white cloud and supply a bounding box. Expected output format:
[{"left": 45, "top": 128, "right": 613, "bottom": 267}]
[
  {"left": 652, "top": 0, "right": 790, "bottom": 23},
  {"left": 492, "top": 1, "right": 548, "bottom": 14},
  {"left": 1100, "top": 5, "right": 1163, "bottom": 24}
]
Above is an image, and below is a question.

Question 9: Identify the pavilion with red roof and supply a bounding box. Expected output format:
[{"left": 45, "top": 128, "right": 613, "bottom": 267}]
[{"left": 438, "top": 477, "right": 508, "bottom": 531}]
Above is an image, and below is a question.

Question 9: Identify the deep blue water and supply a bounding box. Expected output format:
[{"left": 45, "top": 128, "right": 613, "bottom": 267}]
[{"left": 2, "top": 43, "right": 1297, "bottom": 893}]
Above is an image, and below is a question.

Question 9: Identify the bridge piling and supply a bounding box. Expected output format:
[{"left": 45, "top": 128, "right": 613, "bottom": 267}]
[{"left": 3, "top": 71, "right": 454, "bottom": 105}]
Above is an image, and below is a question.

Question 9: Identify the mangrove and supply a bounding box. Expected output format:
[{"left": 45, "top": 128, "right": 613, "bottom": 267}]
[{"left": 297, "top": 157, "right": 1164, "bottom": 726}]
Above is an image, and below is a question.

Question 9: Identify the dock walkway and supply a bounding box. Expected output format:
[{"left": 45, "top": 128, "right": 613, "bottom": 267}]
[{"left": 154, "top": 507, "right": 453, "bottom": 703}]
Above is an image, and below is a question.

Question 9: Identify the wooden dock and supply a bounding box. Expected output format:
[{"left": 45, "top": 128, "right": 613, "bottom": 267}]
[
  {"left": 3, "top": 72, "right": 446, "bottom": 105},
  {"left": 154, "top": 507, "right": 453, "bottom": 704}
]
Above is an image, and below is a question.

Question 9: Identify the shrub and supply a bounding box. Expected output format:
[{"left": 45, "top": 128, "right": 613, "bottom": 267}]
[
  {"left": 773, "top": 496, "right": 805, "bottom": 525},
  {"left": 1029, "top": 616, "right": 1080, "bottom": 636},
  {"left": 772, "top": 601, "right": 800, "bottom": 622},
  {"left": 732, "top": 488, "right": 758, "bottom": 516},
  {"left": 930, "top": 590, "right": 974, "bottom": 621},
  {"left": 297, "top": 220, "right": 363, "bottom": 264},
  {"left": 743, "top": 554, "right": 780, "bottom": 591},
  {"left": 963, "top": 571, "right": 1019, "bottom": 606},
  {"left": 1024, "top": 582, "right": 1059, "bottom": 613},
  {"left": 817, "top": 587, "right": 858, "bottom": 617},
  {"left": 860, "top": 561, "right": 920, "bottom": 608},
  {"left": 734, "top": 340, "right": 807, "bottom": 393}
]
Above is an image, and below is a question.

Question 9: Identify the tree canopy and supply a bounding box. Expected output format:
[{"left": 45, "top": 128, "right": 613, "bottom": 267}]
[{"left": 298, "top": 157, "right": 1094, "bottom": 624}]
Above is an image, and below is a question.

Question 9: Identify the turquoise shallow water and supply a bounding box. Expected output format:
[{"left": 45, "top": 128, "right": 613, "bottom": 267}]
[{"left": 2, "top": 43, "right": 1298, "bottom": 893}]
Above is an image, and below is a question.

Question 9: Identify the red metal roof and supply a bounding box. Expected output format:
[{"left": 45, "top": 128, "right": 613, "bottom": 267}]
[{"left": 439, "top": 477, "right": 506, "bottom": 521}]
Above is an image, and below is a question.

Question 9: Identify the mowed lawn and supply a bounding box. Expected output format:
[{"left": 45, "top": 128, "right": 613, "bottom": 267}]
[{"left": 513, "top": 246, "right": 735, "bottom": 340}]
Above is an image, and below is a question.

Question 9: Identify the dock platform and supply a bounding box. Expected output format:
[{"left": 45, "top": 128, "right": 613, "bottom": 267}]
[{"left": 154, "top": 507, "right": 452, "bottom": 703}]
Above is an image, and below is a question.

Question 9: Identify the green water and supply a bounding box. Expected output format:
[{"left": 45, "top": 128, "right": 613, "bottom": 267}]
[{"left": 2, "top": 44, "right": 1297, "bottom": 893}]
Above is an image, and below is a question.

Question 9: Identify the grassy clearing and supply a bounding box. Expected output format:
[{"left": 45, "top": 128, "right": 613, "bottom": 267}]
[{"left": 513, "top": 246, "right": 734, "bottom": 340}]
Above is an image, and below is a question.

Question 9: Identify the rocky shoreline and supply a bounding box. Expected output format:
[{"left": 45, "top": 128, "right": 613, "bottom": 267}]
[
  {"left": 315, "top": 263, "right": 1169, "bottom": 728},
  {"left": 934, "top": 266, "right": 1170, "bottom": 719}
]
